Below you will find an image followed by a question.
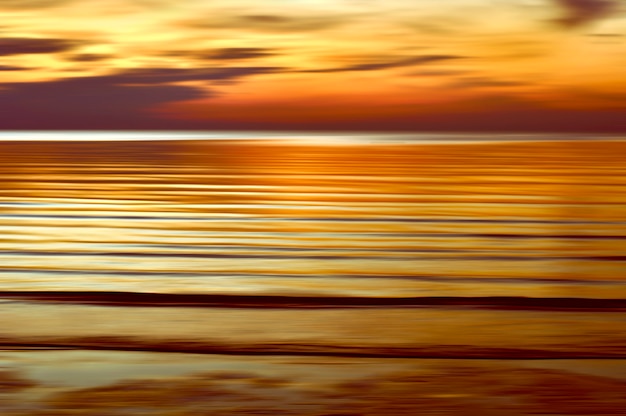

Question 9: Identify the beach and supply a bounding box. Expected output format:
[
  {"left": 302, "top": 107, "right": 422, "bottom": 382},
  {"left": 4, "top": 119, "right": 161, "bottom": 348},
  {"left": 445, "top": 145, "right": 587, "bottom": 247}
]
[
  {"left": 0, "top": 133, "right": 625, "bottom": 414},
  {"left": 2, "top": 351, "right": 626, "bottom": 415}
]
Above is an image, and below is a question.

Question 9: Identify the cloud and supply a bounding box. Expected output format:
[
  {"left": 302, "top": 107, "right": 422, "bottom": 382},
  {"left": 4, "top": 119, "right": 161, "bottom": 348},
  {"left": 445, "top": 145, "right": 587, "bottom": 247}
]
[
  {"left": 0, "top": 75, "right": 206, "bottom": 129},
  {"left": 447, "top": 77, "right": 525, "bottom": 89},
  {"left": 65, "top": 53, "right": 112, "bottom": 62},
  {"left": 410, "top": 69, "right": 470, "bottom": 77},
  {"left": 182, "top": 13, "right": 347, "bottom": 33},
  {"left": 551, "top": 0, "right": 619, "bottom": 29},
  {"left": 304, "top": 55, "right": 464, "bottom": 73},
  {"left": 0, "top": 37, "right": 82, "bottom": 56},
  {"left": 0, "top": 64, "right": 287, "bottom": 129},
  {"left": 89, "top": 66, "right": 286, "bottom": 84},
  {"left": 194, "top": 47, "right": 278, "bottom": 61},
  {"left": 0, "top": 64, "right": 32, "bottom": 70}
]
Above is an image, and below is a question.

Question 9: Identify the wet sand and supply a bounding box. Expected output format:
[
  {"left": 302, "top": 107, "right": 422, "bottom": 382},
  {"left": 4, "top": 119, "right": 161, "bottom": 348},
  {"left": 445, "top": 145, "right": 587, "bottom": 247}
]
[{"left": 1, "top": 350, "right": 626, "bottom": 415}]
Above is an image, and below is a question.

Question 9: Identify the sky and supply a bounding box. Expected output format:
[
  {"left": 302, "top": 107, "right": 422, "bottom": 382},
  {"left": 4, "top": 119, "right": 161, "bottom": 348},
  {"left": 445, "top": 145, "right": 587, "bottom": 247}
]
[{"left": 0, "top": 0, "right": 625, "bottom": 132}]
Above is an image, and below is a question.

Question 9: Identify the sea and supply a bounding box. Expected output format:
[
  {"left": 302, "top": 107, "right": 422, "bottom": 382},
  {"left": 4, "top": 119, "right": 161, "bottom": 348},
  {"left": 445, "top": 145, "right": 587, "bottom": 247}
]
[{"left": 0, "top": 131, "right": 625, "bottom": 413}]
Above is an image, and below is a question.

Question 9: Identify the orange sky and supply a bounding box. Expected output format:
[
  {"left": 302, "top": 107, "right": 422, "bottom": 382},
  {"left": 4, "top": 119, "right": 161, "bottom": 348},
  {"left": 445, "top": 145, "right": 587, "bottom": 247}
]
[{"left": 0, "top": 0, "right": 625, "bottom": 131}]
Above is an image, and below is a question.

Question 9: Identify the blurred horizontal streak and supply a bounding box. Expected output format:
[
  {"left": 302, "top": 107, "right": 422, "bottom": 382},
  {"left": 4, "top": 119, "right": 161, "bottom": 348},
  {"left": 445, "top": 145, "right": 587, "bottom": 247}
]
[
  {"left": 0, "top": 136, "right": 624, "bottom": 298},
  {"left": 1, "top": 302, "right": 626, "bottom": 359}
]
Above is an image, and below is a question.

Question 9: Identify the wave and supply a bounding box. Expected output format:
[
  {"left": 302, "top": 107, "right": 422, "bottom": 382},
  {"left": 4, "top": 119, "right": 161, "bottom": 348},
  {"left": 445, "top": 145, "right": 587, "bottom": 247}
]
[
  {"left": 1, "top": 249, "right": 626, "bottom": 262},
  {"left": 3, "top": 213, "right": 625, "bottom": 225},
  {"left": 1, "top": 337, "right": 625, "bottom": 359},
  {"left": 1, "top": 268, "right": 621, "bottom": 285},
  {"left": 1, "top": 291, "right": 626, "bottom": 311}
]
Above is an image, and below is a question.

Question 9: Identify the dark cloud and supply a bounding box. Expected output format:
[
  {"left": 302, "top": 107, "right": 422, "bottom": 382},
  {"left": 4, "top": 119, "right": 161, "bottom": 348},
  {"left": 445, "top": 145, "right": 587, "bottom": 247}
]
[
  {"left": 0, "top": 64, "right": 32, "bottom": 70},
  {"left": 0, "top": 64, "right": 287, "bottom": 129},
  {"left": 65, "top": 53, "right": 112, "bottom": 62},
  {"left": 0, "top": 76, "right": 206, "bottom": 129},
  {"left": 410, "top": 69, "right": 470, "bottom": 77},
  {"left": 304, "top": 55, "right": 464, "bottom": 73},
  {"left": 183, "top": 13, "right": 346, "bottom": 33},
  {"left": 552, "top": 0, "right": 619, "bottom": 29},
  {"left": 88, "top": 66, "right": 286, "bottom": 84},
  {"left": 195, "top": 47, "right": 278, "bottom": 60},
  {"left": 2, "top": 72, "right": 626, "bottom": 132},
  {"left": 447, "top": 77, "right": 525, "bottom": 89},
  {"left": 0, "top": 37, "right": 82, "bottom": 56}
]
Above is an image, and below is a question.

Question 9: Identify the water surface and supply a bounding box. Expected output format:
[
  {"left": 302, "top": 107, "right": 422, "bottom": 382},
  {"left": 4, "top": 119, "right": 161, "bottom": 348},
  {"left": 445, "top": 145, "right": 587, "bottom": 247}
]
[{"left": 0, "top": 133, "right": 625, "bottom": 357}]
